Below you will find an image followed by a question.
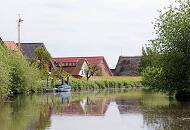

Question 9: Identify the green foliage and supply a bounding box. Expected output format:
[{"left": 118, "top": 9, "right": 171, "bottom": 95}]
[
  {"left": 84, "top": 63, "right": 100, "bottom": 80},
  {"left": 51, "top": 65, "right": 66, "bottom": 79},
  {"left": 0, "top": 42, "right": 42, "bottom": 98},
  {"left": 139, "top": 47, "right": 160, "bottom": 73},
  {"left": 35, "top": 47, "right": 51, "bottom": 70},
  {"left": 10, "top": 56, "right": 41, "bottom": 93},
  {"left": 140, "top": 0, "right": 190, "bottom": 98},
  {"left": 34, "top": 47, "right": 52, "bottom": 81},
  {"left": 0, "top": 61, "right": 10, "bottom": 98},
  {"left": 69, "top": 77, "right": 140, "bottom": 91}
]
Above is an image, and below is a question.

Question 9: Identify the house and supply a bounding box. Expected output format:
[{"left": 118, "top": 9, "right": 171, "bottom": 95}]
[
  {"left": 2, "top": 41, "right": 19, "bottom": 52},
  {"left": 18, "top": 42, "right": 47, "bottom": 61},
  {"left": 113, "top": 56, "right": 142, "bottom": 76},
  {"left": 17, "top": 42, "right": 56, "bottom": 72},
  {"left": 52, "top": 56, "right": 113, "bottom": 76},
  {"left": 59, "top": 58, "right": 89, "bottom": 78}
]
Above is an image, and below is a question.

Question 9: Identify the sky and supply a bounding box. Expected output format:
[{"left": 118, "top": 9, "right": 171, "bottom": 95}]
[{"left": 0, "top": 0, "right": 175, "bottom": 68}]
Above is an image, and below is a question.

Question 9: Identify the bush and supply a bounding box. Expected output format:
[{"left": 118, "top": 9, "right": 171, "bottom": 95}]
[
  {"left": 69, "top": 76, "right": 141, "bottom": 91},
  {"left": 140, "top": 0, "right": 190, "bottom": 99},
  {"left": 0, "top": 43, "right": 41, "bottom": 97},
  {"left": 0, "top": 61, "right": 10, "bottom": 98}
]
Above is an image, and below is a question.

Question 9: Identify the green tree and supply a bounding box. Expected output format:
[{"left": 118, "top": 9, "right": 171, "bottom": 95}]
[
  {"left": 35, "top": 47, "right": 52, "bottom": 87},
  {"left": 84, "top": 63, "right": 100, "bottom": 81},
  {"left": 141, "top": 0, "right": 190, "bottom": 100},
  {"left": 0, "top": 41, "right": 10, "bottom": 98},
  {"left": 0, "top": 42, "right": 41, "bottom": 96},
  {"left": 35, "top": 47, "right": 51, "bottom": 70}
]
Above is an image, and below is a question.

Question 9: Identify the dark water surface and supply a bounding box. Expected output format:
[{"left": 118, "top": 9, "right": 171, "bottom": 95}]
[{"left": 0, "top": 90, "right": 190, "bottom": 130}]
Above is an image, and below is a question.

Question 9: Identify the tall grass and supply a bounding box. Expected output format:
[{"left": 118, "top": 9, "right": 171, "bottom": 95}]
[{"left": 69, "top": 76, "right": 142, "bottom": 91}]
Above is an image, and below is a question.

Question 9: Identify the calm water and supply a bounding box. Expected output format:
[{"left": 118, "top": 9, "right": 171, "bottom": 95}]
[{"left": 0, "top": 90, "right": 190, "bottom": 130}]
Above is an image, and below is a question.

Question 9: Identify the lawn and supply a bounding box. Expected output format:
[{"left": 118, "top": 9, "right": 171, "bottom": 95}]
[{"left": 90, "top": 76, "right": 142, "bottom": 83}]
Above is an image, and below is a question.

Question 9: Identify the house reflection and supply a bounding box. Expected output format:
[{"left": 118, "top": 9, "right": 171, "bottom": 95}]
[
  {"left": 53, "top": 97, "right": 110, "bottom": 116},
  {"left": 53, "top": 96, "right": 141, "bottom": 116}
]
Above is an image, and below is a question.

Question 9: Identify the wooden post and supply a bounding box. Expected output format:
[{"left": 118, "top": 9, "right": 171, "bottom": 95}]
[
  {"left": 47, "top": 77, "right": 49, "bottom": 87},
  {"left": 18, "top": 14, "right": 23, "bottom": 52},
  {"left": 18, "top": 14, "right": 20, "bottom": 51},
  {"left": 61, "top": 76, "right": 64, "bottom": 85}
]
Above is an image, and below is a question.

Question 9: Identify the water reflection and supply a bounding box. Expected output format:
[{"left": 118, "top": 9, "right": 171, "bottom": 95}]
[
  {"left": 52, "top": 93, "right": 109, "bottom": 116},
  {"left": 0, "top": 90, "right": 190, "bottom": 130}
]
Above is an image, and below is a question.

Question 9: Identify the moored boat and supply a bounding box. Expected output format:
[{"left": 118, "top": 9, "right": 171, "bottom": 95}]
[{"left": 57, "top": 83, "right": 71, "bottom": 92}]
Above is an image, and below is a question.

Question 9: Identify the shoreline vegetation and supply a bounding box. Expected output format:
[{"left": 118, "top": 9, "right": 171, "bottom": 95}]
[
  {"left": 0, "top": 41, "right": 142, "bottom": 100},
  {"left": 64, "top": 76, "right": 142, "bottom": 91},
  {"left": 139, "top": 0, "right": 190, "bottom": 101},
  {"left": 0, "top": 40, "right": 142, "bottom": 100},
  {"left": 0, "top": 43, "right": 45, "bottom": 99},
  {"left": 44, "top": 76, "right": 142, "bottom": 92}
]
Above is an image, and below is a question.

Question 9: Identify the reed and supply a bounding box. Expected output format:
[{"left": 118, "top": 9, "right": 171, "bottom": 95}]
[{"left": 70, "top": 76, "right": 142, "bottom": 91}]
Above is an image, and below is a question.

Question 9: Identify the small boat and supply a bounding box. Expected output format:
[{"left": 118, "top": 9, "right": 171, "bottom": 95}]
[{"left": 57, "top": 83, "right": 71, "bottom": 92}]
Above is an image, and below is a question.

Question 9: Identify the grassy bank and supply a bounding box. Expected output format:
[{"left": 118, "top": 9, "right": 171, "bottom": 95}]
[
  {"left": 91, "top": 76, "right": 142, "bottom": 82},
  {"left": 70, "top": 76, "right": 142, "bottom": 91}
]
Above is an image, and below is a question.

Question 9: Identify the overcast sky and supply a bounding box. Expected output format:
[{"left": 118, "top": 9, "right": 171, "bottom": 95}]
[{"left": 0, "top": 0, "right": 175, "bottom": 68}]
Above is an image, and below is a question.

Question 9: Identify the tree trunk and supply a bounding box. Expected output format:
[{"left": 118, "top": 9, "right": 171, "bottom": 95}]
[{"left": 47, "top": 77, "right": 49, "bottom": 87}]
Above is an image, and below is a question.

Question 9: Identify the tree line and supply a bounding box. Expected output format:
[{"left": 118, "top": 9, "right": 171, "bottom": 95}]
[
  {"left": 139, "top": 0, "right": 190, "bottom": 100},
  {"left": 0, "top": 40, "right": 41, "bottom": 99}
]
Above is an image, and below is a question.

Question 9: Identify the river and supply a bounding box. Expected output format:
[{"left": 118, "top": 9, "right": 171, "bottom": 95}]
[{"left": 0, "top": 89, "right": 190, "bottom": 130}]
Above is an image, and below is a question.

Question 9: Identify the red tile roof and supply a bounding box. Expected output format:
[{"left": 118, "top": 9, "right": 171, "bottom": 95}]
[
  {"left": 63, "top": 66, "right": 76, "bottom": 74},
  {"left": 52, "top": 56, "right": 104, "bottom": 65},
  {"left": 52, "top": 56, "right": 113, "bottom": 76},
  {"left": 71, "top": 59, "right": 86, "bottom": 76},
  {"left": 3, "top": 41, "right": 19, "bottom": 52}
]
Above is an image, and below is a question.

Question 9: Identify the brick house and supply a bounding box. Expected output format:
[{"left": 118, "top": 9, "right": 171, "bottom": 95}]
[
  {"left": 52, "top": 56, "right": 113, "bottom": 76},
  {"left": 57, "top": 58, "right": 89, "bottom": 78}
]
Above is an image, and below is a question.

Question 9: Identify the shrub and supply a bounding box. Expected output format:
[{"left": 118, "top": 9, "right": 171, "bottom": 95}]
[
  {"left": 0, "top": 43, "right": 41, "bottom": 97},
  {"left": 0, "top": 61, "right": 10, "bottom": 98}
]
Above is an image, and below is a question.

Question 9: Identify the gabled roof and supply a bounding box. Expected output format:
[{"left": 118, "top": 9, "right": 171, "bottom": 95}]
[
  {"left": 3, "top": 41, "right": 19, "bottom": 52},
  {"left": 52, "top": 56, "right": 112, "bottom": 76},
  {"left": 17, "top": 43, "right": 46, "bottom": 60},
  {"left": 53, "top": 56, "right": 104, "bottom": 65},
  {"left": 114, "top": 56, "right": 142, "bottom": 76},
  {"left": 71, "top": 59, "right": 87, "bottom": 76},
  {"left": 57, "top": 59, "right": 87, "bottom": 77}
]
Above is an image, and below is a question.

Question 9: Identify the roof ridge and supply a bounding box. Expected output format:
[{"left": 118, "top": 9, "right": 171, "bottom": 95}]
[
  {"left": 53, "top": 56, "right": 104, "bottom": 59},
  {"left": 19, "top": 42, "right": 44, "bottom": 44},
  {"left": 120, "top": 56, "right": 142, "bottom": 58},
  {"left": 3, "top": 41, "right": 16, "bottom": 43}
]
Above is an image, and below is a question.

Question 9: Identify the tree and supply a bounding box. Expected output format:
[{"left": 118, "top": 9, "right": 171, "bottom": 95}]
[
  {"left": 0, "top": 41, "right": 10, "bottom": 98},
  {"left": 140, "top": 0, "right": 190, "bottom": 100},
  {"left": 35, "top": 47, "right": 51, "bottom": 70},
  {"left": 0, "top": 41, "right": 41, "bottom": 97},
  {"left": 35, "top": 47, "right": 52, "bottom": 87},
  {"left": 84, "top": 63, "right": 99, "bottom": 81}
]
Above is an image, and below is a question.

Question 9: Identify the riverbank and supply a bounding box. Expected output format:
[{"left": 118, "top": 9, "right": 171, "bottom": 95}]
[
  {"left": 46, "top": 76, "right": 142, "bottom": 92},
  {"left": 70, "top": 76, "right": 142, "bottom": 91}
]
